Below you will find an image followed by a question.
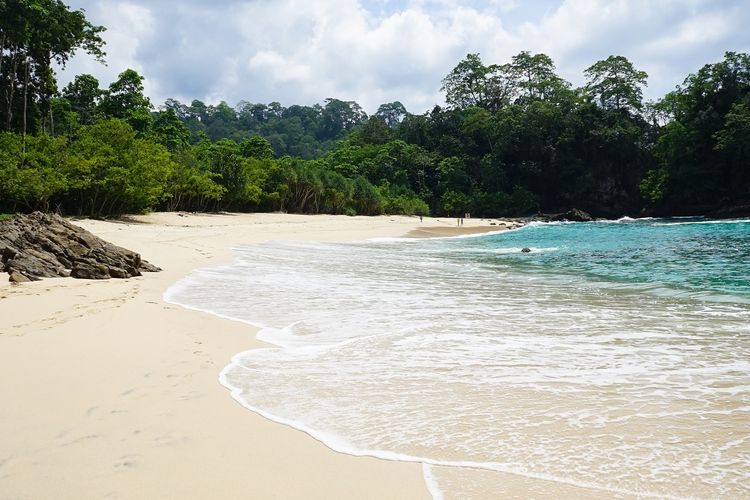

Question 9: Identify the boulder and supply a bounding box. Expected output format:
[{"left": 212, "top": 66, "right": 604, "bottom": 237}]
[
  {"left": 0, "top": 212, "right": 160, "bottom": 282},
  {"left": 8, "top": 271, "right": 31, "bottom": 283},
  {"left": 521, "top": 247, "right": 532, "bottom": 253},
  {"left": 550, "top": 208, "right": 594, "bottom": 222}
]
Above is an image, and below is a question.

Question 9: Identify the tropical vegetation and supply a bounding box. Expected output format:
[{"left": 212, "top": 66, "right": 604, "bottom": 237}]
[{"left": 1, "top": 1, "right": 748, "bottom": 218}]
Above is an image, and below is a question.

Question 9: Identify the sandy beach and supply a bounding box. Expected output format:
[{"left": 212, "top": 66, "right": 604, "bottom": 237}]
[{"left": 0, "top": 212, "right": 503, "bottom": 500}]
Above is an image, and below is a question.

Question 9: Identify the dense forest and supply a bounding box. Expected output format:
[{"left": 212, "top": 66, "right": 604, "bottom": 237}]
[{"left": 1, "top": 1, "right": 749, "bottom": 218}]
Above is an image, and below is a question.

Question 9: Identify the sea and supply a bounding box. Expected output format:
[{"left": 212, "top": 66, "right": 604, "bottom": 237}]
[{"left": 164, "top": 217, "right": 750, "bottom": 499}]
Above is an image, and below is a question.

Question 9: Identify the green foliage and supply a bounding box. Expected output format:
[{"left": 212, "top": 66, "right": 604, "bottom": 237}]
[
  {"left": 383, "top": 194, "right": 429, "bottom": 216},
  {"left": 65, "top": 119, "right": 174, "bottom": 214},
  {"left": 0, "top": 132, "right": 68, "bottom": 211},
  {"left": 166, "top": 150, "right": 224, "bottom": 211},
  {"left": 2, "top": 6, "right": 747, "bottom": 220},
  {"left": 640, "top": 168, "right": 668, "bottom": 202},
  {"left": 62, "top": 74, "right": 102, "bottom": 125},
  {"left": 585, "top": 55, "right": 648, "bottom": 112},
  {"left": 0, "top": 0, "right": 106, "bottom": 135},
  {"left": 648, "top": 52, "right": 750, "bottom": 211},
  {"left": 151, "top": 109, "right": 190, "bottom": 151},
  {"left": 440, "top": 190, "right": 472, "bottom": 215},
  {"left": 99, "top": 69, "right": 151, "bottom": 116},
  {"left": 374, "top": 101, "right": 407, "bottom": 128},
  {"left": 240, "top": 135, "right": 274, "bottom": 159}
]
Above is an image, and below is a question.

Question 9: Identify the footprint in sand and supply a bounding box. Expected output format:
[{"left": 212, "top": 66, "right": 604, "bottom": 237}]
[{"left": 114, "top": 454, "right": 140, "bottom": 469}]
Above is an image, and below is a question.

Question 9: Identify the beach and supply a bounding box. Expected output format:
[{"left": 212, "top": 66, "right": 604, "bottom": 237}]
[{"left": 0, "top": 212, "right": 501, "bottom": 500}]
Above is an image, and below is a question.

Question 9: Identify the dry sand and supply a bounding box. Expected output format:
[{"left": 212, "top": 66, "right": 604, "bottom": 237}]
[{"left": 0, "top": 212, "right": 503, "bottom": 500}]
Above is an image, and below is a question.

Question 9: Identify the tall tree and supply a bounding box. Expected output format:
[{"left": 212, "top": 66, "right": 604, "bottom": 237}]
[
  {"left": 62, "top": 73, "right": 101, "bottom": 124},
  {"left": 441, "top": 53, "right": 491, "bottom": 109},
  {"left": 646, "top": 52, "right": 750, "bottom": 211},
  {"left": 319, "top": 98, "right": 367, "bottom": 140},
  {"left": 99, "top": 69, "right": 152, "bottom": 132},
  {"left": 0, "top": 0, "right": 105, "bottom": 134},
  {"left": 585, "top": 55, "right": 648, "bottom": 112},
  {"left": 509, "top": 51, "right": 564, "bottom": 103},
  {"left": 374, "top": 101, "right": 407, "bottom": 128}
]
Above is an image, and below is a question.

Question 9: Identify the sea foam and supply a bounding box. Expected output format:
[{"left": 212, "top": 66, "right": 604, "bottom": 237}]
[{"left": 165, "top": 220, "right": 750, "bottom": 499}]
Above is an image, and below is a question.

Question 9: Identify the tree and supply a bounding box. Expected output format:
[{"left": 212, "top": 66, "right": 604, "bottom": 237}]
[
  {"left": 166, "top": 150, "right": 224, "bottom": 211},
  {"left": 441, "top": 53, "right": 490, "bottom": 109},
  {"left": 585, "top": 55, "right": 648, "bottom": 112},
  {"left": 99, "top": 69, "right": 152, "bottom": 131},
  {"left": 442, "top": 53, "right": 517, "bottom": 111},
  {"left": 648, "top": 52, "right": 750, "bottom": 211},
  {"left": 354, "top": 116, "right": 392, "bottom": 145},
  {"left": 508, "top": 51, "right": 566, "bottom": 103},
  {"left": 0, "top": 131, "right": 69, "bottom": 210},
  {"left": 240, "top": 135, "right": 274, "bottom": 159},
  {"left": 62, "top": 73, "right": 101, "bottom": 125},
  {"left": 374, "top": 101, "right": 407, "bottom": 128},
  {"left": 151, "top": 108, "right": 190, "bottom": 151},
  {"left": 319, "top": 98, "right": 367, "bottom": 140},
  {"left": 64, "top": 119, "right": 174, "bottom": 215},
  {"left": 0, "top": 0, "right": 105, "bottom": 135}
]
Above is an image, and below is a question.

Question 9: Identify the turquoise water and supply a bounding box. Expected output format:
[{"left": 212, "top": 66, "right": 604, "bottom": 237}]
[
  {"left": 450, "top": 217, "right": 750, "bottom": 302},
  {"left": 166, "top": 217, "right": 750, "bottom": 499}
]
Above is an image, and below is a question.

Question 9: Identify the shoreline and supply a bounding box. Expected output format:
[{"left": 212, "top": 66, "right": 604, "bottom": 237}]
[{"left": 0, "top": 212, "right": 508, "bottom": 500}]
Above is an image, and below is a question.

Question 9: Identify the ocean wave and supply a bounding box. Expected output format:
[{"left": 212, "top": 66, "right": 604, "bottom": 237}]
[
  {"left": 164, "top": 234, "right": 750, "bottom": 499},
  {"left": 654, "top": 218, "right": 750, "bottom": 226},
  {"left": 219, "top": 355, "right": 690, "bottom": 500}
]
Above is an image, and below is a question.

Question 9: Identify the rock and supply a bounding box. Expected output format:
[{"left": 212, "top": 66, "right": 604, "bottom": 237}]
[
  {"left": 8, "top": 271, "right": 31, "bottom": 283},
  {"left": 139, "top": 261, "right": 161, "bottom": 273},
  {"left": 550, "top": 208, "right": 594, "bottom": 222},
  {"left": 521, "top": 247, "right": 532, "bottom": 253},
  {"left": 707, "top": 203, "right": 750, "bottom": 218},
  {"left": 1, "top": 212, "right": 160, "bottom": 282},
  {"left": 70, "top": 262, "right": 111, "bottom": 279}
]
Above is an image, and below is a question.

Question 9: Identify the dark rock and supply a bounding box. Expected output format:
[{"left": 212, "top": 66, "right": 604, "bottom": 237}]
[
  {"left": 706, "top": 203, "right": 750, "bottom": 218},
  {"left": 139, "top": 261, "right": 161, "bottom": 273},
  {"left": 70, "top": 262, "right": 111, "bottom": 279},
  {"left": 521, "top": 247, "right": 532, "bottom": 253},
  {"left": 0, "top": 212, "right": 160, "bottom": 282},
  {"left": 550, "top": 208, "right": 594, "bottom": 222}
]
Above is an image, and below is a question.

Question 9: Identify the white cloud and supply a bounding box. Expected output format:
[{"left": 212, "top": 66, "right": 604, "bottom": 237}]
[
  {"left": 58, "top": 2, "right": 155, "bottom": 94},
  {"left": 56, "top": 0, "right": 750, "bottom": 113}
]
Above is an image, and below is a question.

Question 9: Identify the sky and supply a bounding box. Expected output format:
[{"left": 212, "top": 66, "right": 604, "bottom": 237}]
[{"left": 57, "top": 0, "right": 750, "bottom": 115}]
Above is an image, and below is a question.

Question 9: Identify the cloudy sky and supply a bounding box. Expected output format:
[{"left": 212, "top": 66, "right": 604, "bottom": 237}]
[{"left": 57, "top": 0, "right": 750, "bottom": 114}]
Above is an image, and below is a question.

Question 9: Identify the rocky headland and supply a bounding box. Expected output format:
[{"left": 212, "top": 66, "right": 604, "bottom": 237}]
[{"left": 0, "top": 212, "right": 160, "bottom": 283}]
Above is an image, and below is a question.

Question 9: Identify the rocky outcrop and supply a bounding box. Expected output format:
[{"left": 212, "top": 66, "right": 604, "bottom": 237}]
[
  {"left": 550, "top": 208, "right": 594, "bottom": 222},
  {"left": 0, "top": 212, "right": 160, "bottom": 282}
]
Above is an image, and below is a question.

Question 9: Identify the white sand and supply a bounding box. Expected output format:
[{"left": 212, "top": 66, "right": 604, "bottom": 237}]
[{"left": 0, "top": 212, "right": 502, "bottom": 500}]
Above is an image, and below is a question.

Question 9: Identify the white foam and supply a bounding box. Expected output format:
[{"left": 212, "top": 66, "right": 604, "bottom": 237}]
[{"left": 164, "top": 238, "right": 750, "bottom": 499}]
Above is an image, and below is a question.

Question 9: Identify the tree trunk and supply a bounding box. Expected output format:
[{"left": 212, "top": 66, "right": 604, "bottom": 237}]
[
  {"left": 22, "top": 55, "right": 29, "bottom": 150},
  {"left": 0, "top": 34, "right": 5, "bottom": 91},
  {"left": 5, "top": 48, "right": 19, "bottom": 131}
]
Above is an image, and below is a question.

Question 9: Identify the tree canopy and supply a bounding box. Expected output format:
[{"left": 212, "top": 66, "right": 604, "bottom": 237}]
[{"left": 1, "top": 3, "right": 748, "bottom": 221}]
